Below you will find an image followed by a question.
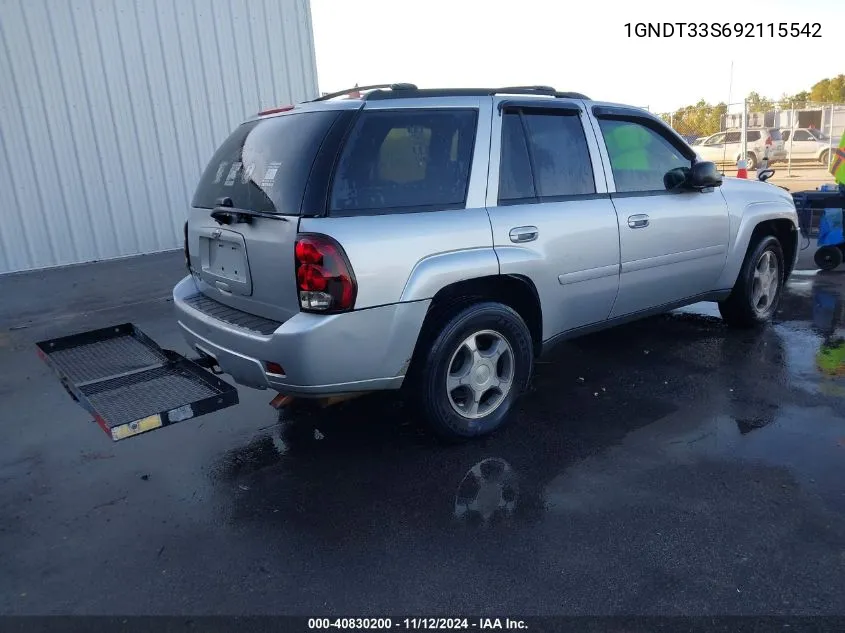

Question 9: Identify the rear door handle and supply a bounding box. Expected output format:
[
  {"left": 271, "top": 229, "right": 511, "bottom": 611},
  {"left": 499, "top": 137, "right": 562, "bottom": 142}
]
[
  {"left": 627, "top": 214, "right": 650, "bottom": 229},
  {"left": 509, "top": 226, "right": 539, "bottom": 243}
]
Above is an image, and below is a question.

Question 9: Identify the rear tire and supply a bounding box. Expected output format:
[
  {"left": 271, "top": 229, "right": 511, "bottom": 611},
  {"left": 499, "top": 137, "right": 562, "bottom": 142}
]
[
  {"left": 815, "top": 245, "right": 843, "bottom": 271},
  {"left": 718, "top": 235, "right": 784, "bottom": 328},
  {"left": 416, "top": 302, "right": 533, "bottom": 441},
  {"left": 745, "top": 152, "right": 758, "bottom": 171}
]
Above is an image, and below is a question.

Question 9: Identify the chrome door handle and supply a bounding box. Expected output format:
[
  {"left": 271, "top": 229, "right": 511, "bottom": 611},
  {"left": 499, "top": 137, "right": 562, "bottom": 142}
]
[
  {"left": 509, "top": 226, "right": 539, "bottom": 243},
  {"left": 627, "top": 214, "right": 650, "bottom": 229}
]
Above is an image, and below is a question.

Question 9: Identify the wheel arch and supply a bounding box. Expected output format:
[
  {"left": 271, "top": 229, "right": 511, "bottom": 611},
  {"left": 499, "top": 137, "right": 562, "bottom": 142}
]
[
  {"left": 749, "top": 218, "right": 798, "bottom": 281},
  {"left": 717, "top": 206, "right": 798, "bottom": 290},
  {"left": 405, "top": 274, "right": 544, "bottom": 382}
]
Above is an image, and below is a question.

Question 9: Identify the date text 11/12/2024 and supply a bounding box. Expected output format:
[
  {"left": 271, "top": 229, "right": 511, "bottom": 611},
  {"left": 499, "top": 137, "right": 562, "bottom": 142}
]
[
  {"left": 307, "top": 618, "right": 528, "bottom": 630},
  {"left": 624, "top": 22, "right": 822, "bottom": 38}
]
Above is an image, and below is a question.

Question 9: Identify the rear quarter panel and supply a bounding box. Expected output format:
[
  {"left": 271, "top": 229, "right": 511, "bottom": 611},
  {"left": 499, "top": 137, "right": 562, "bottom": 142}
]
[
  {"left": 715, "top": 178, "right": 798, "bottom": 291},
  {"left": 298, "top": 208, "right": 498, "bottom": 308}
]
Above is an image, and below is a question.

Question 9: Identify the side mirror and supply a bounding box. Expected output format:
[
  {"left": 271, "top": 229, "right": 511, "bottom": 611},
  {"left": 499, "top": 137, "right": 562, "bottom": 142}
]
[{"left": 688, "top": 161, "right": 723, "bottom": 189}]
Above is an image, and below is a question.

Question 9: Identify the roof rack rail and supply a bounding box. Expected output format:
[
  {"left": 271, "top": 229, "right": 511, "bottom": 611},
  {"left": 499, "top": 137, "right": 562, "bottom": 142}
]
[
  {"left": 312, "top": 83, "right": 418, "bottom": 102},
  {"left": 362, "top": 86, "right": 591, "bottom": 101}
]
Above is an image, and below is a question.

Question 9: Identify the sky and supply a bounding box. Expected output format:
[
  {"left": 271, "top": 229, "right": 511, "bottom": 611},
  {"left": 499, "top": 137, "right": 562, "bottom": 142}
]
[{"left": 310, "top": 0, "right": 843, "bottom": 113}]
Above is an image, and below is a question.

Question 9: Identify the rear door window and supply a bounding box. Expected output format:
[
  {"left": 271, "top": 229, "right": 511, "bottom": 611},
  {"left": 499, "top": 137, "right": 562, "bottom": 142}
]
[
  {"left": 498, "top": 109, "right": 595, "bottom": 204},
  {"left": 329, "top": 109, "right": 477, "bottom": 214},
  {"left": 725, "top": 132, "right": 742, "bottom": 144},
  {"left": 192, "top": 111, "right": 341, "bottom": 214},
  {"left": 746, "top": 131, "right": 761, "bottom": 142}
]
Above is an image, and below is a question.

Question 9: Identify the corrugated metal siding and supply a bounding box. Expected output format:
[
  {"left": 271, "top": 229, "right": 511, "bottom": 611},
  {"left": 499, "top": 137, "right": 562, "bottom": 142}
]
[{"left": 0, "top": 0, "right": 318, "bottom": 274}]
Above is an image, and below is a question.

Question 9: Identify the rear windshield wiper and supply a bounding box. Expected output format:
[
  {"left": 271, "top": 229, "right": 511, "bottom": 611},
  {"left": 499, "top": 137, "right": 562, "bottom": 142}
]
[{"left": 211, "top": 198, "right": 288, "bottom": 225}]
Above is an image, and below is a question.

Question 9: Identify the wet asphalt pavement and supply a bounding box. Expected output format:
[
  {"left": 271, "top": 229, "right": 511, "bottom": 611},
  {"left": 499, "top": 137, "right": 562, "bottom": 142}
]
[{"left": 2, "top": 251, "right": 845, "bottom": 616}]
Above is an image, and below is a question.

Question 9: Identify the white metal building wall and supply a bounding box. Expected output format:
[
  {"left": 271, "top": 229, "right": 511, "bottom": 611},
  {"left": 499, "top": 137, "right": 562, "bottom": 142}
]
[{"left": 0, "top": 0, "right": 318, "bottom": 274}]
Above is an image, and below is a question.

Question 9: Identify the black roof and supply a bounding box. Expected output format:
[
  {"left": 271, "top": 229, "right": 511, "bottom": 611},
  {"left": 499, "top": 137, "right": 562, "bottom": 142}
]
[{"left": 313, "top": 83, "right": 590, "bottom": 102}]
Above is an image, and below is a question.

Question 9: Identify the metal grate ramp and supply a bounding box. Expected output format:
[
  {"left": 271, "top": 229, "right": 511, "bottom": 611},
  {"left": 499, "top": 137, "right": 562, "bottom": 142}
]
[{"left": 37, "top": 323, "right": 238, "bottom": 441}]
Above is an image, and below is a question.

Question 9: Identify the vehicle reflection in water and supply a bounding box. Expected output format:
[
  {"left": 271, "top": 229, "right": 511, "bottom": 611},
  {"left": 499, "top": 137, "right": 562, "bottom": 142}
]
[
  {"left": 209, "top": 274, "right": 845, "bottom": 534},
  {"left": 453, "top": 458, "right": 519, "bottom": 525},
  {"left": 210, "top": 396, "right": 544, "bottom": 539}
]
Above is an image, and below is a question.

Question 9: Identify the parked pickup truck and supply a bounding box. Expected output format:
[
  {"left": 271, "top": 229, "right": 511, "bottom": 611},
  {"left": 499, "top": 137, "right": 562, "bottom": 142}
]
[
  {"left": 781, "top": 128, "right": 834, "bottom": 165},
  {"left": 173, "top": 84, "right": 799, "bottom": 441}
]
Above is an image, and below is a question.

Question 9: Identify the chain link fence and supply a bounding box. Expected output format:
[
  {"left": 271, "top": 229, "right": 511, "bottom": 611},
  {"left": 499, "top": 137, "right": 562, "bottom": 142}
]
[{"left": 657, "top": 101, "right": 844, "bottom": 174}]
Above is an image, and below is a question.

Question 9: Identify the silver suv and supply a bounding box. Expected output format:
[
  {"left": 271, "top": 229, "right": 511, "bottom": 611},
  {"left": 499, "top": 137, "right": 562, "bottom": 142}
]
[
  {"left": 695, "top": 128, "right": 787, "bottom": 169},
  {"left": 174, "top": 84, "right": 799, "bottom": 440},
  {"left": 781, "top": 128, "right": 834, "bottom": 165}
]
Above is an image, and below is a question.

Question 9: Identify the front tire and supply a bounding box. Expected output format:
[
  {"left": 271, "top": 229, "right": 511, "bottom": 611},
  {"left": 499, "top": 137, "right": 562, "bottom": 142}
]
[
  {"left": 719, "top": 235, "right": 784, "bottom": 328},
  {"left": 417, "top": 302, "right": 533, "bottom": 441},
  {"left": 820, "top": 149, "right": 830, "bottom": 167}
]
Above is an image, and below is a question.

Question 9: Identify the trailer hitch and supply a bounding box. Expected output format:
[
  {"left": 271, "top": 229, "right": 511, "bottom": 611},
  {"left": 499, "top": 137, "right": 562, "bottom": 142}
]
[{"left": 190, "top": 349, "right": 224, "bottom": 375}]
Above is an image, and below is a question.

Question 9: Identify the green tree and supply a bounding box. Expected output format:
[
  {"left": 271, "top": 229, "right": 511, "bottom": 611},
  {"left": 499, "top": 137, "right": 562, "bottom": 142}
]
[
  {"left": 745, "top": 91, "right": 774, "bottom": 112},
  {"left": 662, "top": 100, "right": 728, "bottom": 137},
  {"left": 809, "top": 75, "right": 845, "bottom": 103},
  {"left": 778, "top": 91, "right": 810, "bottom": 108},
  {"left": 662, "top": 74, "right": 844, "bottom": 137}
]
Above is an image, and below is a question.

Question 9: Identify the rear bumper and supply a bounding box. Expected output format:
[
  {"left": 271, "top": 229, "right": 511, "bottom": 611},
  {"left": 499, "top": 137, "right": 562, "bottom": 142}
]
[{"left": 173, "top": 276, "right": 429, "bottom": 396}]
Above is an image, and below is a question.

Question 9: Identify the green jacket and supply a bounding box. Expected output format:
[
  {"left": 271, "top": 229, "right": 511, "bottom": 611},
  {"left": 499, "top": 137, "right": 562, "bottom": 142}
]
[
  {"left": 605, "top": 123, "right": 653, "bottom": 171},
  {"left": 831, "top": 130, "right": 845, "bottom": 186}
]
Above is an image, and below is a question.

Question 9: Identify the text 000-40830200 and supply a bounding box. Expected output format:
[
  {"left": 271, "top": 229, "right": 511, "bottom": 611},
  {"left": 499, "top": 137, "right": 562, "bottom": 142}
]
[{"left": 306, "top": 618, "right": 529, "bottom": 630}]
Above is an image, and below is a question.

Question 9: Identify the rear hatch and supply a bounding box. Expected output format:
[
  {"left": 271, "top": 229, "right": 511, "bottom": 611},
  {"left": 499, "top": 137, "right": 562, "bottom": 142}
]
[
  {"left": 187, "top": 106, "right": 355, "bottom": 322},
  {"left": 767, "top": 128, "right": 785, "bottom": 152}
]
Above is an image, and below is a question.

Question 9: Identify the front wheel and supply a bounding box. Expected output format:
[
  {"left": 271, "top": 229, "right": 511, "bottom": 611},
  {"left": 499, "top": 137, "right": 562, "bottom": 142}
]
[
  {"left": 719, "top": 235, "right": 784, "bottom": 328},
  {"left": 820, "top": 149, "right": 830, "bottom": 167},
  {"left": 417, "top": 302, "right": 533, "bottom": 441}
]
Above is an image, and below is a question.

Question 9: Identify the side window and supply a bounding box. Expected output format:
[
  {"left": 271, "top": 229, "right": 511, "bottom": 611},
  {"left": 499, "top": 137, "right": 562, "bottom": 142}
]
[
  {"left": 782, "top": 130, "right": 791, "bottom": 141},
  {"left": 705, "top": 133, "right": 726, "bottom": 146},
  {"left": 499, "top": 113, "right": 535, "bottom": 202},
  {"left": 498, "top": 109, "right": 595, "bottom": 204},
  {"left": 746, "top": 131, "right": 761, "bottom": 142},
  {"left": 793, "top": 130, "right": 812, "bottom": 142},
  {"left": 598, "top": 118, "right": 691, "bottom": 193},
  {"left": 329, "top": 109, "right": 477, "bottom": 214},
  {"left": 725, "top": 132, "right": 742, "bottom": 144}
]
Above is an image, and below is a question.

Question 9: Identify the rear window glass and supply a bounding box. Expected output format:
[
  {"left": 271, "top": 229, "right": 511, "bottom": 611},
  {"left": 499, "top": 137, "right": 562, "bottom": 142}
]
[
  {"left": 769, "top": 129, "right": 783, "bottom": 141},
  {"left": 192, "top": 111, "right": 340, "bottom": 214},
  {"left": 329, "top": 109, "right": 477, "bottom": 214}
]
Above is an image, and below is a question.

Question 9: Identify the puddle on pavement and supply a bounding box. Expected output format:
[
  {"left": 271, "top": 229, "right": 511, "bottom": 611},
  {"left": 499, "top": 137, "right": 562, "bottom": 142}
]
[{"left": 207, "top": 272, "right": 845, "bottom": 535}]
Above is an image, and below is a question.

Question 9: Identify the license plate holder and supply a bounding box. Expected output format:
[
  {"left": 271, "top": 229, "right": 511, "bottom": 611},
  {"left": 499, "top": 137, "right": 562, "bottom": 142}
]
[{"left": 199, "top": 229, "right": 252, "bottom": 295}]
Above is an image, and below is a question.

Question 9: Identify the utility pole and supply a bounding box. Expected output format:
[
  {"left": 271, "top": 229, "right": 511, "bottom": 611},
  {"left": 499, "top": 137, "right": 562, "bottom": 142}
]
[{"left": 788, "top": 101, "right": 795, "bottom": 177}]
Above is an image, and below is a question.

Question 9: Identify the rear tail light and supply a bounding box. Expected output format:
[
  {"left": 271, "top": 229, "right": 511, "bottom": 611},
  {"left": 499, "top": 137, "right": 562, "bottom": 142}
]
[
  {"left": 295, "top": 234, "right": 357, "bottom": 313},
  {"left": 765, "top": 136, "right": 773, "bottom": 146},
  {"left": 183, "top": 221, "right": 191, "bottom": 272}
]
